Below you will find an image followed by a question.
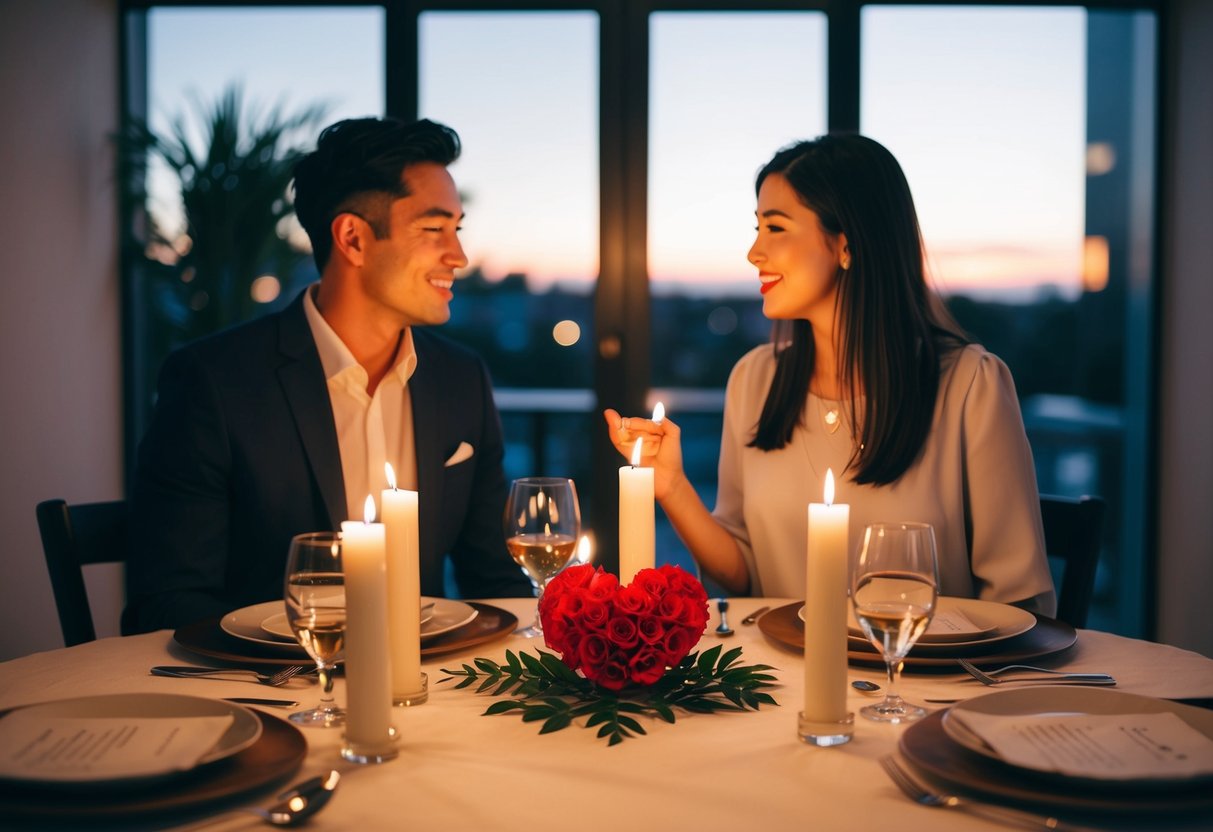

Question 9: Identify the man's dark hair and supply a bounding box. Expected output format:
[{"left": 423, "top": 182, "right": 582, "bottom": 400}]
[{"left": 292, "top": 117, "right": 461, "bottom": 270}]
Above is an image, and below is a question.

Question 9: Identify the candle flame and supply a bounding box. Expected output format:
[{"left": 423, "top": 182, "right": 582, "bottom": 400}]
[
  {"left": 578, "top": 535, "right": 593, "bottom": 564},
  {"left": 363, "top": 494, "right": 377, "bottom": 524},
  {"left": 824, "top": 468, "right": 835, "bottom": 507},
  {"left": 384, "top": 462, "right": 397, "bottom": 490},
  {"left": 630, "top": 438, "right": 643, "bottom": 466},
  {"left": 651, "top": 401, "right": 665, "bottom": 424}
]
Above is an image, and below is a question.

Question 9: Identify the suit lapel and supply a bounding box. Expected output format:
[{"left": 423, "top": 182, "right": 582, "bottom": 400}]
[
  {"left": 411, "top": 332, "right": 445, "bottom": 550},
  {"left": 277, "top": 293, "right": 346, "bottom": 526}
]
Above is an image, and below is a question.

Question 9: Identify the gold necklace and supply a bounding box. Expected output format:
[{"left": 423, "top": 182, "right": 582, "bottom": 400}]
[{"left": 816, "top": 392, "right": 842, "bottom": 435}]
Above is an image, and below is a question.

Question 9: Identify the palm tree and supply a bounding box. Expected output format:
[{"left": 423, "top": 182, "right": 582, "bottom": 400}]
[{"left": 119, "top": 84, "right": 328, "bottom": 342}]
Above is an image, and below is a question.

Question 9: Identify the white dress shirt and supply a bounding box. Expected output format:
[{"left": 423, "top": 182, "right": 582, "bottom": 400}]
[{"left": 303, "top": 285, "right": 418, "bottom": 520}]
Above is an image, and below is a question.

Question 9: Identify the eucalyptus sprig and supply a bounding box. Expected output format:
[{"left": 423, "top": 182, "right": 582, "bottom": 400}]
[{"left": 439, "top": 644, "right": 778, "bottom": 745}]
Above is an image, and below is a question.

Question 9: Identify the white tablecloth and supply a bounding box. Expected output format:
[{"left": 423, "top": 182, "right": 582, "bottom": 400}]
[{"left": 1, "top": 598, "right": 1211, "bottom": 831}]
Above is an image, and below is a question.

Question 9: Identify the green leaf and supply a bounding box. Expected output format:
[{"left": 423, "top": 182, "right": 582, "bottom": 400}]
[
  {"left": 617, "top": 715, "right": 646, "bottom": 734},
  {"left": 484, "top": 701, "right": 525, "bottom": 715},
  {"left": 474, "top": 657, "right": 500, "bottom": 674},
  {"left": 505, "top": 651, "right": 524, "bottom": 674},
  {"left": 540, "top": 713, "right": 572, "bottom": 734},
  {"left": 651, "top": 701, "right": 676, "bottom": 723},
  {"left": 718, "top": 645, "right": 744, "bottom": 670},
  {"left": 453, "top": 676, "right": 477, "bottom": 690},
  {"left": 697, "top": 644, "right": 723, "bottom": 674},
  {"left": 519, "top": 651, "right": 548, "bottom": 677},
  {"left": 520, "top": 706, "right": 556, "bottom": 723}
]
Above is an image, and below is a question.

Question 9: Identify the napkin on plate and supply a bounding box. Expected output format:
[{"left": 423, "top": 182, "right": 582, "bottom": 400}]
[
  {"left": 950, "top": 710, "right": 1213, "bottom": 781},
  {"left": 0, "top": 711, "right": 234, "bottom": 782}
]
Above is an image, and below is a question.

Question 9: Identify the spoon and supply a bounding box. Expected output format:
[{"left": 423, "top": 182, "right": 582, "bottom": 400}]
[
  {"left": 851, "top": 680, "right": 882, "bottom": 695},
  {"left": 201, "top": 770, "right": 341, "bottom": 828},
  {"left": 715, "top": 599, "right": 734, "bottom": 637}
]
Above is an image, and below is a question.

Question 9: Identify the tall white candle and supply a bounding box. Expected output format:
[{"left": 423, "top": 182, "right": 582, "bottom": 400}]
[
  {"left": 619, "top": 438, "right": 654, "bottom": 584},
  {"left": 381, "top": 463, "right": 424, "bottom": 704},
  {"left": 803, "top": 469, "right": 850, "bottom": 728},
  {"left": 341, "top": 496, "right": 393, "bottom": 747}
]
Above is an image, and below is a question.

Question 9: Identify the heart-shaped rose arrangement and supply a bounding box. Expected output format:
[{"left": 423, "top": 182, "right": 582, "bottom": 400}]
[{"left": 538, "top": 563, "right": 710, "bottom": 691}]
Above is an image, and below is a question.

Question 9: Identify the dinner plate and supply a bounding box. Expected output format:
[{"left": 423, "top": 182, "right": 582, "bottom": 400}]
[
  {"left": 0, "top": 694, "right": 260, "bottom": 790},
  {"left": 221, "top": 598, "right": 477, "bottom": 652},
  {"left": 0, "top": 709, "right": 306, "bottom": 820},
  {"left": 260, "top": 601, "right": 436, "bottom": 640},
  {"left": 941, "top": 687, "right": 1213, "bottom": 789},
  {"left": 795, "top": 597, "right": 1025, "bottom": 645},
  {"left": 176, "top": 602, "right": 516, "bottom": 666},
  {"left": 900, "top": 708, "right": 1213, "bottom": 815},
  {"left": 759, "top": 601, "right": 1076, "bottom": 669}
]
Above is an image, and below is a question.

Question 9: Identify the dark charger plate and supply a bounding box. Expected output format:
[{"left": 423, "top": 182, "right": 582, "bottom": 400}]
[
  {"left": 174, "top": 601, "right": 519, "bottom": 667},
  {"left": 898, "top": 709, "right": 1213, "bottom": 816},
  {"left": 0, "top": 709, "right": 305, "bottom": 821},
  {"left": 756, "top": 601, "right": 1077, "bottom": 670}
]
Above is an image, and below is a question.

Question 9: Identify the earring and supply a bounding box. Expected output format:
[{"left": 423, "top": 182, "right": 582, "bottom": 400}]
[{"left": 840, "top": 253, "right": 851, "bottom": 271}]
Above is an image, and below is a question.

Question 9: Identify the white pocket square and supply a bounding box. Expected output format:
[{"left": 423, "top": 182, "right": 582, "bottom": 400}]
[{"left": 444, "top": 441, "right": 474, "bottom": 467}]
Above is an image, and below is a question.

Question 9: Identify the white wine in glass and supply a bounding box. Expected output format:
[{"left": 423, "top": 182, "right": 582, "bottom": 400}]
[
  {"left": 504, "top": 477, "right": 580, "bottom": 638},
  {"left": 284, "top": 531, "right": 347, "bottom": 728},
  {"left": 850, "top": 522, "right": 939, "bottom": 723}
]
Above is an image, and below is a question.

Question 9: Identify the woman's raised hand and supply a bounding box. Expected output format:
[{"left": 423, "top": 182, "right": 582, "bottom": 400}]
[{"left": 602, "top": 408, "right": 685, "bottom": 501}]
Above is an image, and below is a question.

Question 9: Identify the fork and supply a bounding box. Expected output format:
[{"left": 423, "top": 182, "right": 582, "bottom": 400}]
[
  {"left": 150, "top": 665, "right": 309, "bottom": 686},
  {"left": 957, "top": 659, "right": 1115, "bottom": 686},
  {"left": 880, "top": 755, "right": 1086, "bottom": 830}
]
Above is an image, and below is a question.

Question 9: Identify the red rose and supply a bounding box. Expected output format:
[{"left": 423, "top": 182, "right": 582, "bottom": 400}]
[
  {"left": 615, "top": 583, "right": 654, "bottom": 615},
  {"left": 594, "top": 654, "right": 630, "bottom": 691},
  {"left": 556, "top": 563, "right": 597, "bottom": 591},
  {"left": 580, "top": 597, "right": 611, "bottom": 631},
  {"left": 636, "top": 614, "right": 665, "bottom": 645},
  {"left": 627, "top": 647, "right": 666, "bottom": 686},
  {"left": 656, "top": 591, "right": 686, "bottom": 623},
  {"left": 586, "top": 569, "right": 620, "bottom": 600},
  {"left": 579, "top": 632, "right": 610, "bottom": 670},
  {"left": 633, "top": 568, "right": 669, "bottom": 598},
  {"left": 659, "top": 625, "right": 691, "bottom": 664},
  {"left": 606, "top": 614, "right": 639, "bottom": 649}
]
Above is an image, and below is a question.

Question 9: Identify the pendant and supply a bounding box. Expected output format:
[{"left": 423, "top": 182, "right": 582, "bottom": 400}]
[{"left": 823, "top": 409, "right": 841, "bottom": 434}]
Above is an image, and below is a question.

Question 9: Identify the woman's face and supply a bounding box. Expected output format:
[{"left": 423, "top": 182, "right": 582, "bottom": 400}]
[{"left": 747, "top": 173, "right": 847, "bottom": 322}]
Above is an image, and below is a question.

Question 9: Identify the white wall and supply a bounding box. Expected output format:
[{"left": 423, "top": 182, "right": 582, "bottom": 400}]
[
  {"left": 0, "top": 0, "right": 123, "bottom": 661},
  {"left": 1157, "top": 0, "right": 1213, "bottom": 658}
]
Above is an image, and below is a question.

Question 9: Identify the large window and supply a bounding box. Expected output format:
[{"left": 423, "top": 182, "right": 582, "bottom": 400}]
[
  {"left": 123, "top": 2, "right": 1159, "bottom": 636},
  {"left": 861, "top": 5, "right": 1156, "bottom": 634}
]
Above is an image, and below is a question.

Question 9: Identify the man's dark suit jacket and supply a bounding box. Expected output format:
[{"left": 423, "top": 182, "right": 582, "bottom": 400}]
[{"left": 122, "top": 291, "right": 531, "bottom": 633}]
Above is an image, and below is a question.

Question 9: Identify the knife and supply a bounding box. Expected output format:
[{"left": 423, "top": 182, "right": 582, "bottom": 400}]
[
  {"left": 223, "top": 697, "right": 299, "bottom": 708},
  {"left": 741, "top": 606, "right": 770, "bottom": 625}
]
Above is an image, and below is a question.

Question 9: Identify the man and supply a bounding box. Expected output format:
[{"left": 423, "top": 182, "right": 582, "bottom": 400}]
[{"left": 123, "top": 117, "right": 532, "bottom": 633}]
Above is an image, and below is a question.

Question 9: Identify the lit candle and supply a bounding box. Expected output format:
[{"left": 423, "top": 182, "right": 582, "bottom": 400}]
[
  {"left": 619, "top": 438, "right": 655, "bottom": 584},
  {"left": 340, "top": 496, "right": 395, "bottom": 751},
  {"left": 576, "top": 534, "right": 593, "bottom": 564},
  {"left": 800, "top": 469, "right": 853, "bottom": 746},
  {"left": 381, "top": 464, "right": 425, "bottom": 706}
]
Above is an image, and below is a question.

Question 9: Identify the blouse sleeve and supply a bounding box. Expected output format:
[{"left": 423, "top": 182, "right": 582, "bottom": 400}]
[
  {"left": 712, "top": 352, "right": 763, "bottom": 594},
  {"left": 961, "top": 349, "right": 1057, "bottom": 616}
]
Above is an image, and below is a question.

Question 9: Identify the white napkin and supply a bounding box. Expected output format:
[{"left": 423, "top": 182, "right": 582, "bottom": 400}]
[
  {"left": 951, "top": 710, "right": 1213, "bottom": 781},
  {"left": 0, "top": 712, "right": 234, "bottom": 782}
]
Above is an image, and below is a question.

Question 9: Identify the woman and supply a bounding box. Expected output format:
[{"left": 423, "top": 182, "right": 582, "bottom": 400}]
[{"left": 606, "top": 134, "right": 1055, "bottom": 614}]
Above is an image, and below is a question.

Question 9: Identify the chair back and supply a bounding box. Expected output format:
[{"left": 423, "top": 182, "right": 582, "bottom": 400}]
[
  {"left": 35, "top": 498, "right": 128, "bottom": 646},
  {"left": 1040, "top": 494, "right": 1105, "bottom": 629}
]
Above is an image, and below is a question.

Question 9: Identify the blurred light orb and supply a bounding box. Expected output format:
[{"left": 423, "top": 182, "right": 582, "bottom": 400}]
[
  {"left": 707, "top": 306, "right": 738, "bottom": 335},
  {"left": 250, "top": 274, "right": 282, "bottom": 304},
  {"left": 1085, "top": 142, "right": 1116, "bottom": 176},
  {"left": 552, "top": 320, "right": 581, "bottom": 347}
]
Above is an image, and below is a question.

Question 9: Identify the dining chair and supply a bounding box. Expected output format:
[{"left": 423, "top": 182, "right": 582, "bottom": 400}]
[
  {"left": 35, "top": 498, "right": 128, "bottom": 646},
  {"left": 1039, "top": 494, "right": 1105, "bottom": 629}
]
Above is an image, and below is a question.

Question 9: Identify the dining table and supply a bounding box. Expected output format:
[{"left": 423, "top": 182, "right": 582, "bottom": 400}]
[{"left": 1, "top": 596, "right": 1211, "bottom": 831}]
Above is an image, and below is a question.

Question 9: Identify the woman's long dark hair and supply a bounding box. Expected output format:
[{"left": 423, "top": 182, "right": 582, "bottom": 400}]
[{"left": 748, "top": 134, "right": 967, "bottom": 486}]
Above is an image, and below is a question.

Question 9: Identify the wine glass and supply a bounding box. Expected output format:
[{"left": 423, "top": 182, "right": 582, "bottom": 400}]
[
  {"left": 849, "top": 522, "right": 939, "bottom": 723},
  {"left": 504, "top": 477, "right": 581, "bottom": 638},
  {"left": 284, "top": 531, "right": 347, "bottom": 728}
]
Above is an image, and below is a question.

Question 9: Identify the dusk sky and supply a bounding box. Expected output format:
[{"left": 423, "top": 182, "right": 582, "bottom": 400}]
[{"left": 149, "top": 6, "right": 1088, "bottom": 301}]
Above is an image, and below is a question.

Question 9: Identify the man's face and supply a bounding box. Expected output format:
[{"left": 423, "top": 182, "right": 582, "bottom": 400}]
[{"left": 360, "top": 162, "right": 468, "bottom": 327}]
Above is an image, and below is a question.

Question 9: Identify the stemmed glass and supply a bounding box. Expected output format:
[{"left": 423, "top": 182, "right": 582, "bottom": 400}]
[
  {"left": 850, "top": 522, "right": 939, "bottom": 723},
  {"left": 504, "top": 477, "right": 581, "bottom": 638},
  {"left": 284, "top": 531, "right": 347, "bottom": 728}
]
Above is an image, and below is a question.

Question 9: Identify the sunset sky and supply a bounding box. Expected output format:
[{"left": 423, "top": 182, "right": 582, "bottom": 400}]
[{"left": 149, "top": 6, "right": 1088, "bottom": 301}]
